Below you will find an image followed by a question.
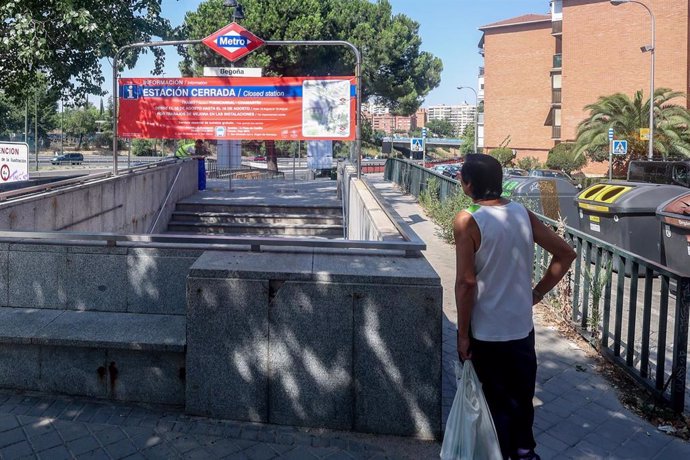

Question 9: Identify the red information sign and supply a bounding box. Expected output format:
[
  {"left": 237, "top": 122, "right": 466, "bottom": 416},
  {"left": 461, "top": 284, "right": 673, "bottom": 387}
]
[
  {"left": 201, "top": 22, "right": 265, "bottom": 63},
  {"left": 118, "top": 76, "right": 356, "bottom": 141}
]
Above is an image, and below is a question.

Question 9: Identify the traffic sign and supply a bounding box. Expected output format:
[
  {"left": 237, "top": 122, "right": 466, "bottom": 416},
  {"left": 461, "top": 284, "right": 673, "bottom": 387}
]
[
  {"left": 0, "top": 142, "right": 28, "bottom": 183},
  {"left": 203, "top": 67, "right": 263, "bottom": 77},
  {"left": 613, "top": 140, "right": 628, "bottom": 155},
  {"left": 410, "top": 138, "right": 424, "bottom": 152},
  {"left": 608, "top": 128, "right": 614, "bottom": 141},
  {"left": 202, "top": 22, "right": 265, "bottom": 63}
]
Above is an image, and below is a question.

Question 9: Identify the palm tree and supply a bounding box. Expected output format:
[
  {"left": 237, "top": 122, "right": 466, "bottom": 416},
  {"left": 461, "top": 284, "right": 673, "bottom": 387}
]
[{"left": 574, "top": 88, "right": 690, "bottom": 166}]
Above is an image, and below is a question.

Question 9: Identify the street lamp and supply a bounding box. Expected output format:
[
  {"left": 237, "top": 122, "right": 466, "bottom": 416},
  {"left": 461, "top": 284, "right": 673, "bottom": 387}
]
[
  {"left": 610, "top": 0, "right": 655, "bottom": 160},
  {"left": 457, "top": 86, "right": 478, "bottom": 154}
]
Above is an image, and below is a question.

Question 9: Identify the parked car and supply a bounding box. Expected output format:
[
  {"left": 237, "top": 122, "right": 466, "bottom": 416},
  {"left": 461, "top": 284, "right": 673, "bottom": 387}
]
[
  {"left": 627, "top": 160, "right": 690, "bottom": 188},
  {"left": 528, "top": 168, "right": 579, "bottom": 187},
  {"left": 432, "top": 164, "right": 449, "bottom": 174},
  {"left": 51, "top": 153, "right": 84, "bottom": 165},
  {"left": 442, "top": 164, "right": 462, "bottom": 180},
  {"left": 503, "top": 168, "right": 528, "bottom": 177}
]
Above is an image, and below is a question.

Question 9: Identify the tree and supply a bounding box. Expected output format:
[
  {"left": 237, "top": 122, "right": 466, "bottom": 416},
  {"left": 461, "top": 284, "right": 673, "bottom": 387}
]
[
  {"left": 179, "top": 0, "right": 443, "bottom": 169},
  {"left": 180, "top": 0, "right": 442, "bottom": 115},
  {"left": 516, "top": 156, "right": 542, "bottom": 171},
  {"left": 0, "top": 1, "right": 172, "bottom": 101},
  {"left": 64, "top": 103, "right": 99, "bottom": 149},
  {"left": 574, "top": 88, "right": 690, "bottom": 168},
  {"left": 489, "top": 147, "right": 515, "bottom": 166},
  {"left": 460, "top": 122, "right": 475, "bottom": 155},
  {"left": 546, "top": 143, "right": 587, "bottom": 175},
  {"left": 426, "top": 119, "right": 455, "bottom": 138}
]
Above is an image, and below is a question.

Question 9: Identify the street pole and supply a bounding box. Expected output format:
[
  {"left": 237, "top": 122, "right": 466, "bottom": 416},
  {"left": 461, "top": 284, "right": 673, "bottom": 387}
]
[
  {"left": 611, "top": 0, "right": 655, "bottom": 160},
  {"left": 608, "top": 140, "right": 613, "bottom": 180},
  {"left": 34, "top": 90, "right": 38, "bottom": 171},
  {"left": 24, "top": 99, "right": 28, "bottom": 143}
]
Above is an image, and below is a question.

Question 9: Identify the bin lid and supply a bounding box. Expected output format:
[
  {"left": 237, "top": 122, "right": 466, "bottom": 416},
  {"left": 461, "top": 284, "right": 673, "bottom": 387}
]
[
  {"left": 657, "top": 192, "right": 690, "bottom": 229},
  {"left": 577, "top": 181, "right": 688, "bottom": 214}
]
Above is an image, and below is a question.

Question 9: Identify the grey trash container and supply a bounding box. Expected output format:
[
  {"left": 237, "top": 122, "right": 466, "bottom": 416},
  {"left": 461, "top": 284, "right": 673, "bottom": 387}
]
[
  {"left": 657, "top": 192, "right": 690, "bottom": 276},
  {"left": 502, "top": 177, "right": 580, "bottom": 229},
  {"left": 575, "top": 181, "right": 688, "bottom": 270}
]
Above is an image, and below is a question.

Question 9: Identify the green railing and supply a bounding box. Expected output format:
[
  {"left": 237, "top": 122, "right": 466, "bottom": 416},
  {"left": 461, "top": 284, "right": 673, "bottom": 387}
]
[{"left": 385, "top": 158, "right": 690, "bottom": 412}]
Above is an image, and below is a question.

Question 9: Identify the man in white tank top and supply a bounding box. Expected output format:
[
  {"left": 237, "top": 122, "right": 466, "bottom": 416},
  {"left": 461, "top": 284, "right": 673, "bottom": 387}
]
[{"left": 453, "top": 154, "right": 576, "bottom": 460}]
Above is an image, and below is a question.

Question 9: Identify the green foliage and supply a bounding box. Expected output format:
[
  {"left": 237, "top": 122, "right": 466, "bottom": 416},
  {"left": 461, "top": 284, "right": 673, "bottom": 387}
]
[
  {"left": 426, "top": 119, "right": 455, "bottom": 138},
  {"left": 131, "top": 139, "right": 157, "bottom": 156},
  {"left": 418, "top": 178, "right": 472, "bottom": 243},
  {"left": 574, "top": 88, "right": 690, "bottom": 171},
  {"left": 460, "top": 122, "right": 475, "bottom": 154},
  {"left": 180, "top": 0, "right": 442, "bottom": 115},
  {"left": 0, "top": 1, "right": 172, "bottom": 100},
  {"left": 516, "top": 156, "right": 542, "bottom": 171},
  {"left": 546, "top": 142, "right": 587, "bottom": 174},
  {"left": 489, "top": 147, "right": 515, "bottom": 166},
  {"left": 64, "top": 103, "right": 99, "bottom": 149}
]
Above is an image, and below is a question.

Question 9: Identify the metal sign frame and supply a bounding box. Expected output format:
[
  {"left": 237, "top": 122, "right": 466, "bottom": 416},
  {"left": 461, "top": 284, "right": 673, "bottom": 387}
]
[{"left": 112, "top": 37, "right": 362, "bottom": 178}]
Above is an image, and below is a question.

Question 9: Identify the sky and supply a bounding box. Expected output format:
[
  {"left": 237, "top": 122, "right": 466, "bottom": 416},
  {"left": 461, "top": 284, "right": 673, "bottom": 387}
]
[{"left": 102, "top": 0, "right": 550, "bottom": 107}]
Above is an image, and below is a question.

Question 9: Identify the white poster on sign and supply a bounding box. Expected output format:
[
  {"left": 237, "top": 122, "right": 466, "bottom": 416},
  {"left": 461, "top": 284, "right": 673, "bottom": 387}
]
[
  {"left": 307, "top": 141, "right": 333, "bottom": 170},
  {"left": 0, "top": 142, "right": 29, "bottom": 183}
]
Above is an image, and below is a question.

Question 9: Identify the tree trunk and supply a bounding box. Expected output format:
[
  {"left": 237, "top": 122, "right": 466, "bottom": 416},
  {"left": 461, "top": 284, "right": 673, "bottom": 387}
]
[{"left": 266, "top": 140, "right": 278, "bottom": 171}]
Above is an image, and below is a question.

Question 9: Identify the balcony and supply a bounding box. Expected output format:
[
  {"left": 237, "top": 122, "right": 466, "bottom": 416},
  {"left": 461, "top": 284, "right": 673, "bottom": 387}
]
[
  {"left": 553, "top": 54, "right": 562, "bottom": 69},
  {"left": 552, "top": 88, "right": 562, "bottom": 104},
  {"left": 478, "top": 66, "right": 485, "bottom": 77},
  {"left": 552, "top": 20, "right": 562, "bottom": 35},
  {"left": 552, "top": 125, "right": 562, "bottom": 139}
]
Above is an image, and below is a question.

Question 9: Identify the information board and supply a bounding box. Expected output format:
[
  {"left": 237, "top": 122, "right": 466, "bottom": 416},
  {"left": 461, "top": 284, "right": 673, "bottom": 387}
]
[
  {"left": 0, "top": 142, "right": 29, "bottom": 183},
  {"left": 118, "top": 76, "right": 356, "bottom": 141}
]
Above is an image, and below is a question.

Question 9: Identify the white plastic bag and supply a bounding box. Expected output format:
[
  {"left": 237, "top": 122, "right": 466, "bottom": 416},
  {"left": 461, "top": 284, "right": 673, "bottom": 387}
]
[{"left": 440, "top": 360, "right": 503, "bottom": 460}]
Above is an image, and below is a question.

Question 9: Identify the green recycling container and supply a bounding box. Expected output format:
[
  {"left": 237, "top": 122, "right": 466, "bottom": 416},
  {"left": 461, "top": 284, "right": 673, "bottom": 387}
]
[{"left": 502, "top": 177, "right": 580, "bottom": 230}]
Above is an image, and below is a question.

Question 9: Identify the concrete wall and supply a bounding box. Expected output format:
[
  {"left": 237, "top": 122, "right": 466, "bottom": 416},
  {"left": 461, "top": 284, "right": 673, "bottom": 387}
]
[
  {"left": 0, "top": 242, "right": 202, "bottom": 315},
  {"left": 340, "top": 163, "right": 402, "bottom": 241},
  {"left": 186, "top": 250, "right": 443, "bottom": 439},
  {"left": 0, "top": 160, "right": 198, "bottom": 233}
]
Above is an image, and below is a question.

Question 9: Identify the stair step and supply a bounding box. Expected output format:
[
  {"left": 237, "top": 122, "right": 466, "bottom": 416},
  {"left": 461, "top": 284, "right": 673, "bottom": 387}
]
[
  {"left": 167, "top": 222, "right": 343, "bottom": 237},
  {"left": 171, "top": 211, "right": 342, "bottom": 226},
  {"left": 174, "top": 203, "right": 342, "bottom": 217}
]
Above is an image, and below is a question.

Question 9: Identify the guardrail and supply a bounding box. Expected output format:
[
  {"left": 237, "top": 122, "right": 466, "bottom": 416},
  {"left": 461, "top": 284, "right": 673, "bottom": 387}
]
[
  {"left": 0, "top": 158, "right": 180, "bottom": 202},
  {"left": 384, "top": 158, "right": 690, "bottom": 412},
  {"left": 205, "top": 158, "right": 285, "bottom": 180}
]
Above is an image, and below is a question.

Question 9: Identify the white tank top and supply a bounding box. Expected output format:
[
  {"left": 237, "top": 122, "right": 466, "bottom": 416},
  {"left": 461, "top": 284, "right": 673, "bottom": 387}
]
[{"left": 464, "top": 201, "right": 534, "bottom": 341}]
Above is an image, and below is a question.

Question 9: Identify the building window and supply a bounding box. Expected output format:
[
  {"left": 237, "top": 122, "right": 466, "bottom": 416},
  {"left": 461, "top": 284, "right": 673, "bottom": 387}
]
[{"left": 551, "top": 0, "right": 563, "bottom": 16}]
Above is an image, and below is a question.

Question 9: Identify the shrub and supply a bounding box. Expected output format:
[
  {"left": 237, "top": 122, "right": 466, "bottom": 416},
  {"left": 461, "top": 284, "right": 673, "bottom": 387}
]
[
  {"left": 489, "top": 147, "right": 515, "bottom": 166},
  {"left": 131, "top": 139, "right": 157, "bottom": 156},
  {"left": 516, "top": 156, "right": 542, "bottom": 171},
  {"left": 546, "top": 142, "right": 587, "bottom": 174},
  {"left": 419, "top": 178, "right": 472, "bottom": 243}
]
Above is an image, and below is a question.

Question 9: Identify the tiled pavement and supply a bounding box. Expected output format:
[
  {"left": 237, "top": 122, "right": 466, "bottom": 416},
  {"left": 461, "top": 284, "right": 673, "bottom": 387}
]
[{"left": 1, "top": 176, "right": 689, "bottom": 459}]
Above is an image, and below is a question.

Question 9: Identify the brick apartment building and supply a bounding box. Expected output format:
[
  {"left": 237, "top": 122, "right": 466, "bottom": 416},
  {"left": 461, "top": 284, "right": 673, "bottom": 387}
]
[
  {"left": 479, "top": 0, "right": 689, "bottom": 173},
  {"left": 362, "top": 104, "right": 427, "bottom": 135}
]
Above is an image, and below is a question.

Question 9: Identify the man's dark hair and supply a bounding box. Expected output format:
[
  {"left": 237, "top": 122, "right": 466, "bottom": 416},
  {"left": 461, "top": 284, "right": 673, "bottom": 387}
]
[{"left": 460, "top": 154, "right": 503, "bottom": 200}]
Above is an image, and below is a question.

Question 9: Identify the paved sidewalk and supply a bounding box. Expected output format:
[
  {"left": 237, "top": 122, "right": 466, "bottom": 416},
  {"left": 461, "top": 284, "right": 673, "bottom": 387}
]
[
  {"left": 368, "top": 176, "right": 690, "bottom": 460},
  {"left": 1, "top": 176, "right": 689, "bottom": 459}
]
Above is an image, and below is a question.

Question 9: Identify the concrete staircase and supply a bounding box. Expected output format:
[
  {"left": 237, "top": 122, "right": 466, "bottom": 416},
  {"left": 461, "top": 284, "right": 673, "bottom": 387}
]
[{"left": 167, "top": 202, "right": 344, "bottom": 238}]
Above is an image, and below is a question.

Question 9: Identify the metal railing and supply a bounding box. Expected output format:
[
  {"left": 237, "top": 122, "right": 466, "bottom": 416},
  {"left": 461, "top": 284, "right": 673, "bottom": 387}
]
[
  {"left": 552, "top": 88, "right": 562, "bottom": 104},
  {"left": 552, "top": 125, "right": 562, "bottom": 139},
  {"left": 384, "top": 158, "right": 690, "bottom": 412},
  {"left": 205, "top": 158, "right": 285, "bottom": 180},
  {"left": 552, "top": 20, "right": 563, "bottom": 35}
]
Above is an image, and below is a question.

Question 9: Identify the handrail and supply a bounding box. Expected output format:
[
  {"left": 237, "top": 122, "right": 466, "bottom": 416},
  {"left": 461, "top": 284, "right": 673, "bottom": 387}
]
[
  {"left": 149, "top": 163, "right": 183, "bottom": 234},
  {"left": 0, "top": 230, "right": 426, "bottom": 254}
]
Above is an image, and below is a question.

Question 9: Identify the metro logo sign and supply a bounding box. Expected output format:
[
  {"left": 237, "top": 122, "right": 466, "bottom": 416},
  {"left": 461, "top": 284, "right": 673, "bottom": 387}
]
[{"left": 202, "top": 22, "right": 265, "bottom": 62}]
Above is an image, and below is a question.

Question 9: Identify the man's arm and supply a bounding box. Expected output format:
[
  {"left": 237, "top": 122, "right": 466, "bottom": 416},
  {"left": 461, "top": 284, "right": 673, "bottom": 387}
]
[
  {"left": 528, "top": 210, "right": 577, "bottom": 304},
  {"left": 453, "top": 211, "right": 479, "bottom": 360}
]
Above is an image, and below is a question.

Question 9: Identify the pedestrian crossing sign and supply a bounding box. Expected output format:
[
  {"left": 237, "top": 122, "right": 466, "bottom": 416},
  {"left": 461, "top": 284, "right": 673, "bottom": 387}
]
[
  {"left": 410, "top": 138, "right": 424, "bottom": 152},
  {"left": 612, "top": 140, "right": 628, "bottom": 155}
]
